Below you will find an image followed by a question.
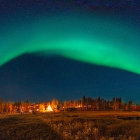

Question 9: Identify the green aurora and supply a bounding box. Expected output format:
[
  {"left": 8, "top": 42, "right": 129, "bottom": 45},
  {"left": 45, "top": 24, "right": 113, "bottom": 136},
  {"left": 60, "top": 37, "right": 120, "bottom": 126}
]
[{"left": 0, "top": 14, "right": 140, "bottom": 74}]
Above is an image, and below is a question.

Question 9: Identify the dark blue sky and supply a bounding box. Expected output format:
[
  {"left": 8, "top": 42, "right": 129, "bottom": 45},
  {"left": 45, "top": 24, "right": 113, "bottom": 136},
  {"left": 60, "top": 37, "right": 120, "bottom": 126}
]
[
  {"left": 0, "top": 54, "right": 140, "bottom": 103},
  {"left": 0, "top": 0, "right": 140, "bottom": 103}
]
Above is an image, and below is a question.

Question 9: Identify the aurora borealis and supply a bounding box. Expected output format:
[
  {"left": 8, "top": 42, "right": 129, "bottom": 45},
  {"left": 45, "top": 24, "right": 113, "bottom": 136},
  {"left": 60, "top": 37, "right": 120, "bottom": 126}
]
[
  {"left": 0, "top": 13, "right": 140, "bottom": 74},
  {"left": 0, "top": 0, "right": 140, "bottom": 102}
]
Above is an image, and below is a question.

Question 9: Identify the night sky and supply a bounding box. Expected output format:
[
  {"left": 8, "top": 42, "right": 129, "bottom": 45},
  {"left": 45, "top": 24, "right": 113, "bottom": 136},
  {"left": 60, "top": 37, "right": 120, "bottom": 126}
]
[{"left": 0, "top": 0, "right": 140, "bottom": 103}]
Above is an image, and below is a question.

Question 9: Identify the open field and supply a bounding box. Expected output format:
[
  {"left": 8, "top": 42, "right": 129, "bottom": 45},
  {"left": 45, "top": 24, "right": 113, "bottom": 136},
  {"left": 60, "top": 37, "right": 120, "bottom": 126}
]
[{"left": 0, "top": 111, "right": 140, "bottom": 140}]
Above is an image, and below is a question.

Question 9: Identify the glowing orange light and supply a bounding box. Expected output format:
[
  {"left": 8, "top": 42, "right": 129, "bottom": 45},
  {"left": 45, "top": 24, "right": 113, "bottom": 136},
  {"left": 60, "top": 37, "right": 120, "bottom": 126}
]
[{"left": 46, "top": 104, "right": 53, "bottom": 112}]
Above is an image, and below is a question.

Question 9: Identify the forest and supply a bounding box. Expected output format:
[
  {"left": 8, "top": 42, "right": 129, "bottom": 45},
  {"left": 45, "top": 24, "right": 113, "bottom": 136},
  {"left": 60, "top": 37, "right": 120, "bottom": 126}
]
[{"left": 0, "top": 96, "right": 139, "bottom": 114}]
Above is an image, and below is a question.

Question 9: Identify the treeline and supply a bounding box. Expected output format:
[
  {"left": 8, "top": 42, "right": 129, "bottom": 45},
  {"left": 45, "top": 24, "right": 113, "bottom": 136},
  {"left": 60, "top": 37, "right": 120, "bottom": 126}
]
[
  {"left": 0, "top": 97, "right": 139, "bottom": 113},
  {"left": 81, "top": 96, "right": 134, "bottom": 111},
  {"left": 0, "top": 99, "right": 30, "bottom": 114},
  {"left": 62, "top": 96, "right": 140, "bottom": 111},
  {"left": 62, "top": 96, "right": 138, "bottom": 111}
]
